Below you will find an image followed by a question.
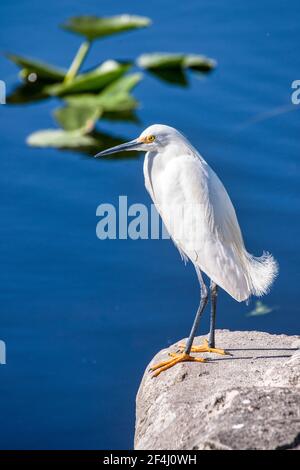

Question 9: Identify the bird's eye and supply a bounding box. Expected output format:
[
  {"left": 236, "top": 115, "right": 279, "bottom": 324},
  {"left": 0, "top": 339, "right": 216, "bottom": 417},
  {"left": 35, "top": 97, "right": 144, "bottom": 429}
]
[{"left": 147, "top": 135, "right": 155, "bottom": 143}]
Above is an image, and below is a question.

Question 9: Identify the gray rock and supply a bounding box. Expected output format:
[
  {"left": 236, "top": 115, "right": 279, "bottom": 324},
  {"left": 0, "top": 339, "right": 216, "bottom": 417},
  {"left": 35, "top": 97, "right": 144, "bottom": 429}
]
[
  {"left": 264, "top": 349, "right": 300, "bottom": 388},
  {"left": 135, "top": 330, "right": 300, "bottom": 450}
]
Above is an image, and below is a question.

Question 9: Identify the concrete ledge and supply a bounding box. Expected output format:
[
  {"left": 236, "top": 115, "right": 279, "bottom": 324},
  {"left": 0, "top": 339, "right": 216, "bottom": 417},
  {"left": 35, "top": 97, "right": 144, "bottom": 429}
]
[{"left": 135, "top": 330, "right": 300, "bottom": 450}]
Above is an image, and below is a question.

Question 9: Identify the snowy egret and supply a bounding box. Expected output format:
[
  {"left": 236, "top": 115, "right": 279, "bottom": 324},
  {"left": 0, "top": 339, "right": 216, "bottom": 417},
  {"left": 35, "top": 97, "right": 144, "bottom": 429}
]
[{"left": 95, "top": 124, "right": 278, "bottom": 376}]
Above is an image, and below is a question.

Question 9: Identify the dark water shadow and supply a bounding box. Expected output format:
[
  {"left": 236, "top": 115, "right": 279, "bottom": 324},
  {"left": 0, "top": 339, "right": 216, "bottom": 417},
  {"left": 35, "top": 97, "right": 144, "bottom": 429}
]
[
  {"left": 208, "top": 354, "right": 293, "bottom": 362},
  {"left": 207, "top": 356, "right": 254, "bottom": 362},
  {"left": 146, "top": 67, "right": 188, "bottom": 87},
  {"left": 228, "top": 347, "right": 298, "bottom": 352},
  {"left": 7, "top": 82, "right": 49, "bottom": 104}
]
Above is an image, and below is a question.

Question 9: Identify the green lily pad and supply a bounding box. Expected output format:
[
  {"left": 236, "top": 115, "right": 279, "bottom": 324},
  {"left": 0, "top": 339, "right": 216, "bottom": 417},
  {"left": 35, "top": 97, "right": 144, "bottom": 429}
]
[
  {"left": 6, "top": 53, "right": 66, "bottom": 82},
  {"left": 54, "top": 105, "right": 102, "bottom": 132},
  {"left": 45, "top": 60, "right": 130, "bottom": 96},
  {"left": 137, "top": 53, "right": 216, "bottom": 71},
  {"left": 64, "top": 94, "right": 102, "bottom": 107},
  {"left": 27, "top": 129, "right": 98, "bottom": 148},
  {"left": 183, "top": 54, "right": 216, "bottom": 72},
  {"left": 100, "top": 93, "right": 138, "bottom": 112},
  {"left": 65, "top": 73, "right": 142, "bottom": 112},
  {"left": 27, "top": 128, "right": 141, "bottom": 159},
  {"left": 65, "top": 72, "right": 142, "bottom": 102},
  {"left": 65, "top": 93, "right": 137, "bottom": 112},
  {"left": 137, "top": 53, "right": 185, "bottom": 70},
  {"left": 137, "top": 53, "right": 216, "bottom": 86},
  {"left": 99, "top": 73, "right": 142, "bottom": 94},
  {"left": 61, "top": 15, "right": 151, "bottom": 41},
  {"left": 85, "top": 73, "right": 141, "bottom": 111}
]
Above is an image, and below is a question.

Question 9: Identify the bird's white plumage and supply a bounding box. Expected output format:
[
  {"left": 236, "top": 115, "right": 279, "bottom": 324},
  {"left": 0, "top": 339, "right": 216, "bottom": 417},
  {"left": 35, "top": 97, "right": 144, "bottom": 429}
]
[{"left": 142, "top": 124, "right": 278, "bottom": 301}]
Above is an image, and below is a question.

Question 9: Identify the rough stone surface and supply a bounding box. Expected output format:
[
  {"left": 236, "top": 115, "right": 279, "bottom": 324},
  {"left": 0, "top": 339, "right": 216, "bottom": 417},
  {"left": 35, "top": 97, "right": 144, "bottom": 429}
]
[{"left": 135, "top": 330, "right": 300, "bottom": 450}]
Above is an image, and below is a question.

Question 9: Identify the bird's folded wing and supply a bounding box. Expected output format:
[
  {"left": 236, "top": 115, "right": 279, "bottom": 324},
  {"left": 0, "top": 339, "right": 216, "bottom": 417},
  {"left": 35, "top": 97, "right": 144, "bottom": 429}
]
[{"left": 157, "top": 154, "right": 251, "bottom": 301}]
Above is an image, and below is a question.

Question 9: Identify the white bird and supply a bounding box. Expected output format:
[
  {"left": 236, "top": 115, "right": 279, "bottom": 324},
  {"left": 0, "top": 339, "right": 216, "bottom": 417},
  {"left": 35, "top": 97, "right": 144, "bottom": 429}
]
[{"left": 95, "top": 124, "right": 278, "bottom": 376}]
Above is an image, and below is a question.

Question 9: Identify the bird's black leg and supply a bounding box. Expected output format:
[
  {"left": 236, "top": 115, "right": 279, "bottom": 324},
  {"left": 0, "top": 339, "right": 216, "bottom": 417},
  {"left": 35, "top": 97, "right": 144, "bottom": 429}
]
[
  {"left": 150, "top": 269, "right": 226, "bottom": 377},
  {"left": 184, "top": 267, "right": 208, "bottom": 355},
  {"left": 208, "top": 281, "right": 218, "bottom": 348}
]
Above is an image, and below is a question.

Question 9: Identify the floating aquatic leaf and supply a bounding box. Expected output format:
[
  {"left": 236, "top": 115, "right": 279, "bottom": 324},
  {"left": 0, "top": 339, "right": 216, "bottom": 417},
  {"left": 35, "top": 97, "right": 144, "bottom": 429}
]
[
  {"left": 64, "top": 95, "right": 98, "bottom": 107},
  {"left": 99, "top": 73, "right": 142, "bottom": 94},
  {"left": 65, "top": 73, "right": 142, "bottom": 112},
  {"left": 103, "top": 93, "right": 138, "bottom": 112},
  {"left": 27, "top": 128, "right": 141, "bottom": 159},
  {"left": 137, "top": 53, "right": 185, "bottom": 70},
  {"left": 54, "top": 105, "right": 101, "bottom": 132},
  {"left": 6, "top": 15, "right": 216, "bottom": 154},
  {"left": 45, "top": 60, "right": 130, "bottom": 96},
  {"left": 64, "top": 94, "right": 137, "bottom": 112},
  {"left": 93, "top": 74, "right": 140, "bottom": 112},
  {"left": 6, "top": 53, "right": 66, "bottom": 82},
  {"left": 137, "top": 53, "right": 215, "bottom": 86},
  {"left": 246, "top": 301, "right": 274, "bottom": 317},
  {"left": 183, "top": 54, "right": 216, "bottom": 71},
  {"left": 137, "top": 52, "right": 216, "bottom": 71},
  {"left": 61, "top": 15, "right": 151, "bottom": 41},
  {"left": 27, "top": 129, "right": 98, "bottom": 148},
  {"left": 66, "top": 73, "right": 142, "bottom": 102}
]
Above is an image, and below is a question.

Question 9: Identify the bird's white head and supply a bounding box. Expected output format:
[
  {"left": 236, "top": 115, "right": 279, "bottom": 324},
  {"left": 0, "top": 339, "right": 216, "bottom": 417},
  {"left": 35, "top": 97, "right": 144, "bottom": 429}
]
[{"left": 94, "top": 124, "right": 185, "bottom": 158}]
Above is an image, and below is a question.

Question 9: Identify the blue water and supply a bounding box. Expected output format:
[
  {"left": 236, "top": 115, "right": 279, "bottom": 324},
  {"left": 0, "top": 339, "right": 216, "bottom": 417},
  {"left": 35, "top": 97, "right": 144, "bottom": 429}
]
[{"left": 0, "top": 0, "right": 299, "bottom": 450}]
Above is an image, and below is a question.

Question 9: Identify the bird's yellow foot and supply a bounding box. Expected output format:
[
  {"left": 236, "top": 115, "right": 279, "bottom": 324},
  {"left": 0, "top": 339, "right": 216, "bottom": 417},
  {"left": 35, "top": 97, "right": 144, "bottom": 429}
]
[
  {"left": 149, "top": 352, "right": 205, "bottom": 377},
  {"left": 178, "top": 339, "right": 230, "bottom": 356}
]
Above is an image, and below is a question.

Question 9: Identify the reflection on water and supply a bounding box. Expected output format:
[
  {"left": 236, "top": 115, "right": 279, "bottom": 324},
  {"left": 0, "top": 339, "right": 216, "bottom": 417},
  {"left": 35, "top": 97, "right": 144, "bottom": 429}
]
[
  {"left": 7, "top": 81, "right": 49, "bottom": 104},
  {"left": 0, "top": 0, "right": 299, "bottom": 451},
  {"left": 144, "top": 67, "right": 188, "bottom": 86}
]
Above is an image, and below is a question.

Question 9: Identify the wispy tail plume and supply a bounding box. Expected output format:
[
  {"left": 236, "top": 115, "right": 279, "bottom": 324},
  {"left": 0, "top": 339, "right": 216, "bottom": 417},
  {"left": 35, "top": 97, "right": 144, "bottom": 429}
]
[{"left": 246, "top": 252, "right": 278, "bottom": 297}]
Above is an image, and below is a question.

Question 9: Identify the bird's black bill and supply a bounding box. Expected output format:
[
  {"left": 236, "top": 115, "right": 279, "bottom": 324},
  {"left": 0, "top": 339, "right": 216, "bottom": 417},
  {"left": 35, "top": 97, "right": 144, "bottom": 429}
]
[{"left": 94, "top": 139, "right": 140, "bottom": 158}]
